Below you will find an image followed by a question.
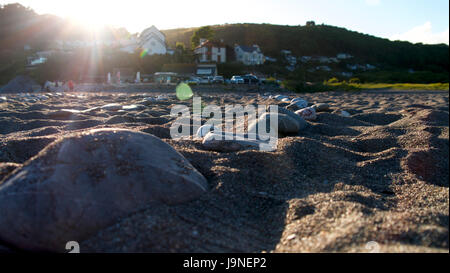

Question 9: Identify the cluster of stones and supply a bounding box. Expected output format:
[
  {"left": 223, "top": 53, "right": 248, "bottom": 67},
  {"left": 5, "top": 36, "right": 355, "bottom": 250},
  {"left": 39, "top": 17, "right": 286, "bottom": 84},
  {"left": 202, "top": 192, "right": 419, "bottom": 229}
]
[{"left": 199, "top": 95, "right": 336, "bottom": 152}]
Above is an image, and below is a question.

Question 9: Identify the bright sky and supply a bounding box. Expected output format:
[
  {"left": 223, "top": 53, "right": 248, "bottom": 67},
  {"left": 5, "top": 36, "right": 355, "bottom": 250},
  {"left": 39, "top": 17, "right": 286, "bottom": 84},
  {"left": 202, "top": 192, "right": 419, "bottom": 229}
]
[{"left": 1, "top": 0, "right": 449, "bottom": 44}]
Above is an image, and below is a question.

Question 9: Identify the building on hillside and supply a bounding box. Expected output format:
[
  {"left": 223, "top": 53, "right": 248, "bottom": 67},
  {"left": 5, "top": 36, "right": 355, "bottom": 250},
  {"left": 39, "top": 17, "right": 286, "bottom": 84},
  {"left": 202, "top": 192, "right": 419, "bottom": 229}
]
[
  {"left": 194, "top": 39, "right": 227, "bottom": 63},
  {"left": 300, "top": 56, "right": 312, "bottom": 63},
  {"left": 138, "top": 25, "right": 167, "bottom": 55},
  {"left": 119, "top": 34, "right": 139, "bottom": 53},
  {"left": 161, "top": 63, "right": 218, "bottom": 77},
  {"left": 336, "top": 53, "right": 352, "bottom": 60},
  {"left": 234, "top": 44, "right": 265, "bottom": 65},
  {"left": 281, "top": 50, "right": 297, "bottom": 66},
  {"left": 154, "top": 72, "right": 178, "bottom": 84},
  {"left": 196, "top": 64, "right": 218, "bottom": 76}
]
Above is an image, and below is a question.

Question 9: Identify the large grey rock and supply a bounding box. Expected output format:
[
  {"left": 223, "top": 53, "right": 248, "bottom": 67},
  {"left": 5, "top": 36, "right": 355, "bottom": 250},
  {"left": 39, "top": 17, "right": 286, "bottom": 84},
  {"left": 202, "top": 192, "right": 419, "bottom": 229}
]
[{"left": 0, "top": 128, "right": 208, "bottom": 252}]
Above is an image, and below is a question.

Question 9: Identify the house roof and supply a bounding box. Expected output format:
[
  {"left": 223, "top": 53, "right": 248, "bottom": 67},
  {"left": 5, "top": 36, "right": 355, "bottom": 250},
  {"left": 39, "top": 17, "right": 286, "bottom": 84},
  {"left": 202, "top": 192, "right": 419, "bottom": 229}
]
[
  {"left": 236, "top": 45, "right": 260, "bottom": 53},
  {"left": 196, "top": 40, "right": 226, "bottom": 49},
  {"left": 140, "top": 25, "right": 166, "bottom": 38},
  {"left": 139, "top": 33, "right": 166, "bottom": 48}
]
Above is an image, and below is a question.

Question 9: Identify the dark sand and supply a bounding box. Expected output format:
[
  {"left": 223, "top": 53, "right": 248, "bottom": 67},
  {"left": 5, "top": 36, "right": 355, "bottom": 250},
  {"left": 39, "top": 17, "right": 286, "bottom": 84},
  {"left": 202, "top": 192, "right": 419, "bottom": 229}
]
[{"left": 0, "top": 89, "right": 448, "bottom": 253}]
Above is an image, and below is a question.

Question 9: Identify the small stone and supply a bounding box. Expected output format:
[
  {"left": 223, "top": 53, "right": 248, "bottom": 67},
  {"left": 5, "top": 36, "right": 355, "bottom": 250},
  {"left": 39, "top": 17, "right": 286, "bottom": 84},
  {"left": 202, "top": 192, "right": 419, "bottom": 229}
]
[
  {"left": 334, "top": 109, "right": 351, "bottom": 117},
  {"left": 286, "top": 100, "right": 308, "bottom": 112},
  {"left": 140, "top": 97, "right": 156, "bottom": 105},
  {"left": 311, "top": 103, "right": 330, "bottom": 112},
  {"left": 47, "top": 109, "right": 81, "bottom": 119},
  {"left": 286, "top": 103, "right": 300, "bottom": 112},
  {"left": 101, "top": 103, "right": 122, "bottom": 111},
  {"left": 295, "top": 107, "right": 317, "bottom": 121},
  {"left": 278, "top": 102, "right": 290, "bottom": 108},
  {"left": 202, "top": 132, "right": 276, "bottom": 152},
  {"left": 290, "top": 98, "right": 308, "bottom": 108},
  {"left": 122, "top": 104, "right": 145, "bottom": 111},
  {"left": 278, "top": 107, "right": 308, "bottom": 131},
  {"left": 196, "top": 124, "right": 220, "bottom": 138},
  {"left": 248, "top": 112, "right": 301, "bottom": 135},
  {"left": 286, "top": 234, "right": 297, "bottom": 240},
  {"left": 274, "top": 95, "right": 289, "bottom": 101},
  {"left": 156, "top": 95, "right": 168, "bottom": 101}
]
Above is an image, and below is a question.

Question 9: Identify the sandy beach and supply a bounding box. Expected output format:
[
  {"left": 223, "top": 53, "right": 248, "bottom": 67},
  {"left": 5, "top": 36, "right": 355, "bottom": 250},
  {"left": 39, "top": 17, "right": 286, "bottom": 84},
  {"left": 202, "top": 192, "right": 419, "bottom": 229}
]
[{"left": 0, "top": 88, "right": 448, "bottom": 253}]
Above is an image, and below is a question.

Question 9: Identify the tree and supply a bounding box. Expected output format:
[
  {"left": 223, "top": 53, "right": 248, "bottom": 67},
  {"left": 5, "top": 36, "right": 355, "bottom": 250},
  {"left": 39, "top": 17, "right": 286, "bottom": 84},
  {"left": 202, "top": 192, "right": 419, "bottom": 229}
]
[
  {"left": 190, "top": 26, "right": 215, "bottom": 48},
  {"left": 174, "top": 42, "right": 194, "bottom": 63},
  {"left": 175, "top": 42, "right": 186, "bottom": 52}
]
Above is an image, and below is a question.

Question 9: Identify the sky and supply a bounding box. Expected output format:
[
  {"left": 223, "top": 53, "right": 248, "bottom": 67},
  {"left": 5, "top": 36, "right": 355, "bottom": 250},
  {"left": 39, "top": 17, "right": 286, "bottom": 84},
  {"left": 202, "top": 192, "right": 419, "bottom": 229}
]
[{"left": 1, "top": 0, "right": 449, "bottom": 44}]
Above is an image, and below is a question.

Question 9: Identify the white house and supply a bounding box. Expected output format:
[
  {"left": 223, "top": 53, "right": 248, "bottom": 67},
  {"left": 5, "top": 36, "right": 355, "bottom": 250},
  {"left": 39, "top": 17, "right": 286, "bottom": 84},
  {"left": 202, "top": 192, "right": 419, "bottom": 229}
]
[
  {"left": 119, "top": 34, "right": 139, "bottom": 53},
  {"left": 235, "top": 44, "right": 265, "bottom": 65},
  {"left": 337, "top": 53, "right": 352, "bottom": 60},
  {"left": 194, "top": 39, "right": 226, "bottom": 63},
  {"left": 138, "top": 25, "right": 167, "bottom": 55}
]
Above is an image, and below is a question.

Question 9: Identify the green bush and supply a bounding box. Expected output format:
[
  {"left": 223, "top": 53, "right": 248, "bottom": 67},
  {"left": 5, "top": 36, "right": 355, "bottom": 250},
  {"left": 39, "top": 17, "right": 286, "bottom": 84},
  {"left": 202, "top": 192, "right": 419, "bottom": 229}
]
[{"left": 349, "top": 77, "right": 360, "bottom": 83}]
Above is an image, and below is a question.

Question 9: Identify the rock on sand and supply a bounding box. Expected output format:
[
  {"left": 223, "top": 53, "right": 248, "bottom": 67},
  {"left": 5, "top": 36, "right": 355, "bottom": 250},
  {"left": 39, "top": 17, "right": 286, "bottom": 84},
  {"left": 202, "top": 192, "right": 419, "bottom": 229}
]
[
  {"left": 0, "top": 128, "right": 208, "bottom": 252},
  {"left": 311, "top": 103, "right": 330, "bottom": 112},
  {"left": 202, "top": 131, "right": 276, "bottom": 152},
  {"left": 333, "top": 109, "right": 351, "bottom": 117},
  {"left": 248, "top": 112, "right": 303, "bottom": 135},
  {"left": 196, "top": 124, "right": 220, "bottom": 138},
  {"left": 295, "top": 107, "right": 317, "bottom": 121}
]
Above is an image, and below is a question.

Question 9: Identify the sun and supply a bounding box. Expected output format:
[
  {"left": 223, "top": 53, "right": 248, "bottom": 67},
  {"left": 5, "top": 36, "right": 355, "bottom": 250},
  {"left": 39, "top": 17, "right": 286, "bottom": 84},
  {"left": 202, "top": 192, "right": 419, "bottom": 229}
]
[{"left": 66, "top": 4, "right": 113, "bottom": 31}]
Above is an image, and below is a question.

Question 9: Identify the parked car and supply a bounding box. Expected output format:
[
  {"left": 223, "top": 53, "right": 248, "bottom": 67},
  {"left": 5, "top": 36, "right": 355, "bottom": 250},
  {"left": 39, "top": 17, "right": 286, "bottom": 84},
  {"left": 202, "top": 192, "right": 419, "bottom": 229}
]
[
  {"left": 198, "top": 77, "right": 210, "bottom": 84},
  {"left": 230, "top": 76, "right": 244, "bottom": 84},
  {"left": 185, "top": 77, "right": 200, "bottom": 85},
  {"left": 242, "top": 74, "right": 260, "bottom": 84},
  {"left": 212, "top": 76, "right": 224, "bottom": 84}
]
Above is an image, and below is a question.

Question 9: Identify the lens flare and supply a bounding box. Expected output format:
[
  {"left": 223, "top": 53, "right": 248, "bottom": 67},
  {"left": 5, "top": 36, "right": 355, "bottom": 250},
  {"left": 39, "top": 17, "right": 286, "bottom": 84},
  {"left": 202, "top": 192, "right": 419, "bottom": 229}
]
[
  {"left": 139, "top": 49, "right": 148, "bottom": 58},
  {"left": 176, "top": 83, "right": 193, "bottom": 101}
]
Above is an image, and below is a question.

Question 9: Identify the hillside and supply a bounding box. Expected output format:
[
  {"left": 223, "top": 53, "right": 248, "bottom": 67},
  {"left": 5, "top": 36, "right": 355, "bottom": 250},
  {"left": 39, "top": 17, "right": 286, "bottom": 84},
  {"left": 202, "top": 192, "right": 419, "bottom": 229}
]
[
  {"left": 162, "top": 23, "right": 449, "bottom": 72},
  {"left": 1, "top": 4, "right": 448, "bottom": 85}
]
